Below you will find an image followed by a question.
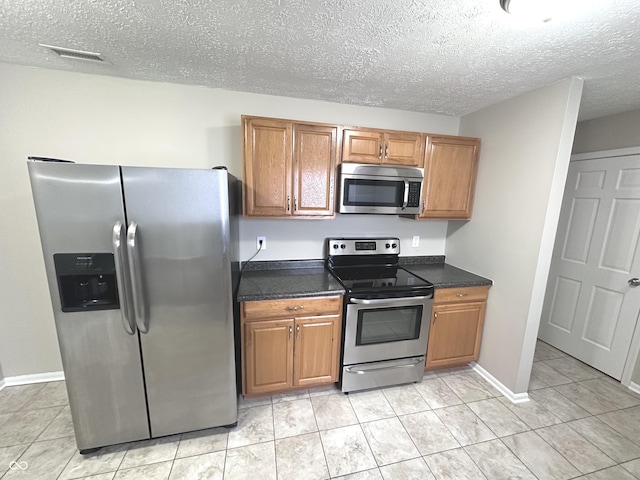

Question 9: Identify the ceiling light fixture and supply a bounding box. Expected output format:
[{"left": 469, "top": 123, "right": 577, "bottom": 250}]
[{"left": 500, "top": 0, "right": 555, "bottom": 22}]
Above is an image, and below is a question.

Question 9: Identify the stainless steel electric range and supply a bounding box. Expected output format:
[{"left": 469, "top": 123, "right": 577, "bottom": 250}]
[{"left": 326, "top": 238, "right": 434, "bottom": 393}]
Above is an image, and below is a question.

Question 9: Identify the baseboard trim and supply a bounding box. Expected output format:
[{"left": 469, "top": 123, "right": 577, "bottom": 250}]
[
  {"left": 629, "top": 381, "right": 640, "bottom": 396},
  {"left": 2, "top": 371, "right": 65, "bottom": 387},
  {"left": 471, "top": 362, "right": 530, "bottom": 404}
]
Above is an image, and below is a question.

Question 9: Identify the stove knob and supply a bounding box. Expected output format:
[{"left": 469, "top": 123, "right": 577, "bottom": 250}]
[
  {"left": 392, "top": 243, "right": 397, "bottom": 248},
  {"left": 385, "top": 243, "right": 390, "bottom": 249},
  {"left": 340, "top": 244, "right": 346, "bottom": 249},
  {"left": 333, "top": 244, "right": 338, "bottom": 249}
]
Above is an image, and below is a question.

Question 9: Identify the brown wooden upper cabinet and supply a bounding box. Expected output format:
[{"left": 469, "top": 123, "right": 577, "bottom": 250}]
[
  {"left": 419, "top": 135, "right": 481, "bottom": 220},
  {"left": 242, "top": 116, "right": 338, "bottom": 218},
  {"left": 342, "top": 128, "right": 424, "bottom": 167}
]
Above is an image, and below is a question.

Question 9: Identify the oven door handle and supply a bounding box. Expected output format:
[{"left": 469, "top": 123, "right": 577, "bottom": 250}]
[
  {"left": 344, "top": 357, "right": 425, "bottom": 374},
  {"left": 350, "top": 295, "right": 429, "bottom": 305}
]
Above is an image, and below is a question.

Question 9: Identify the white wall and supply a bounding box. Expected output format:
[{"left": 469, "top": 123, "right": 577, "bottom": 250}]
[
  {"left": 240, "top": 217, "right": 447, "bottom": 261},
  {"left": 573, "top": 109, "right": 640, "bottom": 154},
  {"left": 447, "top": 78, "right": 584, "bottom": 394},
  {"left": 0, "top": 63, "right": 459, "bottom": 378}
]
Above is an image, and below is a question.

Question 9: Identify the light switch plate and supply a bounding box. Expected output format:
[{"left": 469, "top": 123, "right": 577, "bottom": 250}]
[{"left": 412, "top": 236, "right": 420, "bottom": 247}]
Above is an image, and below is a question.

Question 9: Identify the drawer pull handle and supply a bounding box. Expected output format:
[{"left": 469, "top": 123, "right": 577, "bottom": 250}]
[
  {"left": 456, "top": 293, "right": 468, "bottom": 297},
  {"left": 289, "top": 326, "right": 293, "bottom": 340},
  {"left": 296, "top": 324, "right": 300, "bottom": 339},
  {"left": 345, "top": 357, "right": 424, "bottom": 374},
  {"left": 285, "top": 305, "right": 304, "bottom": 311}
]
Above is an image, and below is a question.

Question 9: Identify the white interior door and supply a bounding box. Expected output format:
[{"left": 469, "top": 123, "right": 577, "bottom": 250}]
[{"left": 539, "top": 154, "right": 640, "bottom": 379}]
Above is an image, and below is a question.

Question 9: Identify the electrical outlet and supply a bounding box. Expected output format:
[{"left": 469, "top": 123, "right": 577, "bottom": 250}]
[
  {"left": 257, "top": 236, "right": 266, "bottom": 250},
  {"left": 412, "top": 235, "right": 420, "bottom": 247}
]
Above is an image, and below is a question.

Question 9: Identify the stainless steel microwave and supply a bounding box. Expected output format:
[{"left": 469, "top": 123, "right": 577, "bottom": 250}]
[{"left": 337, "top": 163, "right": 424, "bottom": 214}]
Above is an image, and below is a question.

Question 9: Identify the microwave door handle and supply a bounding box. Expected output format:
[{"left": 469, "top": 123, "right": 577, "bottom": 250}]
[{"left": 402, "top": 179, "right": 409, "bottom": 209}]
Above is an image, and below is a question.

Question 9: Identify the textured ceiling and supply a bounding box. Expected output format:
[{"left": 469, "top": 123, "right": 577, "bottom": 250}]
[{"left": 0, "top": 0, "right": 639, "bottom": 121}]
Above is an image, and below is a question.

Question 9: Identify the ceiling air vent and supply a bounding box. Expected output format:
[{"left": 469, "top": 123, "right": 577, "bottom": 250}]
[{"left": 39, "top": 44, "right": 105, "bottom": 62}]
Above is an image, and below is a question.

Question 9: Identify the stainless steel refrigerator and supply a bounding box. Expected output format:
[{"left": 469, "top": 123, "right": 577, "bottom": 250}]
[{"left": 28, "top": 158, "right": 239, "bottom": 453}]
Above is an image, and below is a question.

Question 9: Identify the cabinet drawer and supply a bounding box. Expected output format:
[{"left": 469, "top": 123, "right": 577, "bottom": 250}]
[
  {"left": 434, "top": 286, "right": 489, "bottom": 304},
  {"left": 242, "top": 295, "right": 342, "bottom": 321}
]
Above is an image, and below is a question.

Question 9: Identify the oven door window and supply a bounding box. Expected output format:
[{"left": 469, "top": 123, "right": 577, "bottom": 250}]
[
  {"left": 343, "top": 179, "right": 404, "bottom": 207},
  {"left": 356, "top": 305, "right": 423, "bottom": 345}
]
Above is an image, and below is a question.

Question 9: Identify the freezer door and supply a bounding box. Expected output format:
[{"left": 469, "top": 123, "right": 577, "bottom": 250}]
[
  {"left": 121, "top": 167, "right": 238, "bottom": 437},
  {"left": 27, "top": 161, "right": 150, "bottom": 450}
]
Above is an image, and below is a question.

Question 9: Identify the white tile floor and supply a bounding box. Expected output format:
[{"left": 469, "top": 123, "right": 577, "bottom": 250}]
[{"left": 2, "top": 341, "right": 640, "bottom": 479}]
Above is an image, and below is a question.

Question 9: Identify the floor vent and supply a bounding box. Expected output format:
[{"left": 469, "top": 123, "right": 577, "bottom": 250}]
[{"left": 39, "top": 44, "right": 105, "bottom": 62}]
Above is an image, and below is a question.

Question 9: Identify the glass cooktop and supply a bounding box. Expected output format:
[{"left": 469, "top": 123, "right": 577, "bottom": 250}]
[{"left": 329, "top": 265, "right": 433, "bottom": 291}]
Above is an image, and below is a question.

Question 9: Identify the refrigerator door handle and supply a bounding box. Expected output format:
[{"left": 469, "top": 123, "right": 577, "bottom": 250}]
[
  {"left": 112, "top": 221, "right": 136, "bottom": 335},
  {"left": 127, "top": 221, "right": 149, "bottom": 333}
]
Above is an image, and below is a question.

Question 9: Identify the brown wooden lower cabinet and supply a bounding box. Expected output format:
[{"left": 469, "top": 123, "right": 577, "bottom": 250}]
[
  {"left": 241, "top": 295, "right": 343, "bottom": 396},
  {"left": 244, "top": 319, "right": 293, "bottom": 396},
  {"left": 425, "top": 286, "right": 490, "bottom": 370}
]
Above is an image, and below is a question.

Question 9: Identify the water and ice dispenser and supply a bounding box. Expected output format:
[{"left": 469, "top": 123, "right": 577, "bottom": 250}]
[{"left": 54, "top": 253, "right": 119, "bottom": 312}]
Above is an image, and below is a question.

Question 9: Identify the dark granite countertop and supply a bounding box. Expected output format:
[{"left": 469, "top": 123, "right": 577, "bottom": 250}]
[
  {"left": 399, "top": 257, "right": 492, "bottom": 288},
  {"left": 237, "top": 260, "right": 345, "bottom": 302},
  {"left": 237, "top": 257, "right": 491, "bottom": 301}
]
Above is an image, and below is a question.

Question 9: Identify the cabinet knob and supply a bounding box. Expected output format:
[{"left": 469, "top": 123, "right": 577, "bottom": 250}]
[
  {"left": 433, "top": 312, "right": 438, "bottom": 324},
  {"left": 296, "top": 324, "right": 300, "bottom": 339},
  {"left": 289, "top": 325, "right": 293, "bottom": 340}
]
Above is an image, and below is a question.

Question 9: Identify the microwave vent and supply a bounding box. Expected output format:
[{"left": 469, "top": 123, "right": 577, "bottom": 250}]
[{"left": 40, "top": 44, "right": 105, "bottom": 63}]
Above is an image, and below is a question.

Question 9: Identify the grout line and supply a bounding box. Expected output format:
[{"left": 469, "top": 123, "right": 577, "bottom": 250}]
[{"left": 307, "top": 391, "right": 332, "bottom": 478}]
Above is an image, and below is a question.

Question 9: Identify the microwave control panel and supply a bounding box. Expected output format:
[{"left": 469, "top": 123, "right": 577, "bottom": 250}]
[{"left": 407, "top": 182, "right": 421, "bottom": 207}]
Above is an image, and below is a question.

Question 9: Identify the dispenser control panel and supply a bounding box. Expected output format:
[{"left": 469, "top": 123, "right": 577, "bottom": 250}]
[{"left": 53, "top": 253, "right": 119, "bottom": 312}]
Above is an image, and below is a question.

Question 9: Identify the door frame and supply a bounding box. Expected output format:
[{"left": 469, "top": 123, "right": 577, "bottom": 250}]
[{"left": 568, "top": 146, "right": 640, "bottom": 390}]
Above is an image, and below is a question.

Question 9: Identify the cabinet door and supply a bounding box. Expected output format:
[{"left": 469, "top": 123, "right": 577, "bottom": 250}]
[
  {"left": 293, "top": 315, "right": 341, "bottom": 387},
  {"left": 425, "top": 302, "right": 486, "bottom": 369},
  {"left": 342, "top": 129, "right": 383, "bottom": 164},
  {"left": 383, "top": 132, "right": 424, "bottom": 166},
  {"left": 244, "top": 319, "right": 294, "bottom": 395},
  {"left": 243, "top": 117, "right": 292, "bottom": 216},
  {"left": 421, "top": 136, "right": 480, "bottom": 219},
  {"left": 293, "top": 124, "right": 338, "bottom": 216}
]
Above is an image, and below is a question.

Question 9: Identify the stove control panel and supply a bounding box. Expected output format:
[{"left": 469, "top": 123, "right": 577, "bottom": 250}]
[{"left": 327, "top": 238, "right": 400, "bottom": 256}]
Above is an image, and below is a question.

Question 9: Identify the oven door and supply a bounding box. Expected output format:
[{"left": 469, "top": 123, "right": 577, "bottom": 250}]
[{"left": 343, "top": 295, "right": 432, "bottom": 365}]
